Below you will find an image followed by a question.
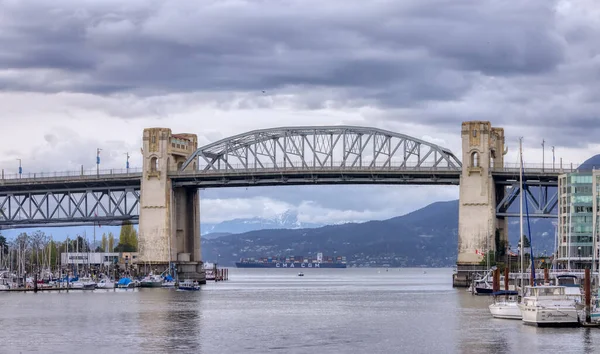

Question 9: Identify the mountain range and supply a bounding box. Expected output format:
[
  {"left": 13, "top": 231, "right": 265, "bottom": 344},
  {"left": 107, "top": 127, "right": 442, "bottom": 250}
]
[{"left": 200, "top": 200, "right": 557, "bottom": 267}]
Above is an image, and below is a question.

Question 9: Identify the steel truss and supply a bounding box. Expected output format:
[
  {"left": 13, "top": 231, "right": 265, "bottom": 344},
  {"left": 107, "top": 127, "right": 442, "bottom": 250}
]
[
  {"left": 181, "top": 126, "right": 462, "bottom": 172},
  {"left": 496, "top": 183, "right": 558, "bottom": 218},
  {"left": 0, "top": 187, "right": 140, "bottom": 228}
]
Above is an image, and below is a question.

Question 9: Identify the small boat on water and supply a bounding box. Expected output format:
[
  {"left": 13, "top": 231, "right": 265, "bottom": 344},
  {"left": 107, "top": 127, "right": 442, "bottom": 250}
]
[
  {"left": 176, "top": 279, "right": 200, "bottom": 291},
  {"left": 117, "top": 277, "right": 135, "bottom": 289},
  {"left": 518, "top": 285, "right": 580, "bottom": 327},
  {"left": 298, "top": 272, "right": 304, "bottom": 277},
  {"left": 97, "top": 277, "right": 115, "bottom": 289},
  {"left": 489, "top": 290, "right": 521, "bottom": 320},
  {"left": 71, "top": 277, "right": 97, "bottom": 290},
  {"left": 140, "top": 274, "right": 163, "bottom": 288},
  {"left": 162, "top": 274, "right": 176, "bottom": 288}
]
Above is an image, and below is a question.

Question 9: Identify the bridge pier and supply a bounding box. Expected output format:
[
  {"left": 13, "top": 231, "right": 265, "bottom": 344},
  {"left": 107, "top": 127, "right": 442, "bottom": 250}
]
[
  {"left": 138, "top": 128, "right": 206, "bottom": 284},
  {"left": 454, "top": 121, "right": 507, "bottom": 287}
]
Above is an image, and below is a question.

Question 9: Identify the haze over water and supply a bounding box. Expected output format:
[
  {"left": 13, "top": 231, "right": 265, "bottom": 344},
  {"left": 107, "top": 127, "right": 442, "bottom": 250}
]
[{"left": 0, "top": 268, "right": 596, "bottom": 353}]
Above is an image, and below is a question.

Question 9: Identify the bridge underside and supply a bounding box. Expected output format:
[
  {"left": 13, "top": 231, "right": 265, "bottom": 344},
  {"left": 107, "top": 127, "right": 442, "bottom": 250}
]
[{"left": 171, "top": 170, "right": 461, "bottom": 188}]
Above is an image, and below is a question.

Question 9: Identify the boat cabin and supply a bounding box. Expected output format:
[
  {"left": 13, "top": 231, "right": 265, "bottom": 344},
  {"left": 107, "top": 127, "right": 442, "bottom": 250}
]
[{"left": 523, "top": 286, "right": 567, "bottom": 298}]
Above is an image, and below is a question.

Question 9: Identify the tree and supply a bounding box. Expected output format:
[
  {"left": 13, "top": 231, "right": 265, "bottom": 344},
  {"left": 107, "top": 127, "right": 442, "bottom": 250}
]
[
  {"left": 0, "top": 234, "right": 7, "bottom": 255},
  {"left": 116, "top": 222, "right": 138, "bottom": 252},
  {"left": 108, "top": 233, "right": 115, "bottom": 252},
  {"left": 101, "top": 233, "right": 108, "bottom": 252}
]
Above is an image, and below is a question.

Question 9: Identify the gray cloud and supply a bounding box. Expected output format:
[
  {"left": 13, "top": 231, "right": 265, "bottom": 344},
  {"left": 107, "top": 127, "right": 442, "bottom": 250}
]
[{"left": 0, "top": 1, "right": 564, "bottom": 101}]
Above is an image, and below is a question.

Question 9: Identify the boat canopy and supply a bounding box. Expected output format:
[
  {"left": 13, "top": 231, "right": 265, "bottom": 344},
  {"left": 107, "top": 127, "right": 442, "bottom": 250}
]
[
  {"left": 118, "top": 278, "right": 132, "bottom": 285},
  {"left": 164, "top": 275, "right": 174, "bottom": 281}
]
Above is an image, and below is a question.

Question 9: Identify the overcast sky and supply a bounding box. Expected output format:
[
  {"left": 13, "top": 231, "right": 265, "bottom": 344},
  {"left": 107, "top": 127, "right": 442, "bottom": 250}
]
[{"left": 1, "top": 0, "right": 599, "bottom": 226}]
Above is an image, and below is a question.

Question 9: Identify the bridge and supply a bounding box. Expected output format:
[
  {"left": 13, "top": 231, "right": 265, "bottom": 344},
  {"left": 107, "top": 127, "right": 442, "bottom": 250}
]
[{"left": 0, "top": 122, "right": 578, "bottom": 283}]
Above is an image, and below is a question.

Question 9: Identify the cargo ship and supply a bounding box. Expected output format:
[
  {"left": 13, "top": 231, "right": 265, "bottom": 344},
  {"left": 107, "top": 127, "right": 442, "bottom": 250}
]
[{"left": 235, "top": 252, "right": 346, "bottom": 269}]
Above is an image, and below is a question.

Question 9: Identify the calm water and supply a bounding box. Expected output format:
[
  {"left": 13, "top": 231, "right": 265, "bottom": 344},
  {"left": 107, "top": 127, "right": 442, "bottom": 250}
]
[{"left": 0, "top": 268, "right": 597, "bottom": 354}]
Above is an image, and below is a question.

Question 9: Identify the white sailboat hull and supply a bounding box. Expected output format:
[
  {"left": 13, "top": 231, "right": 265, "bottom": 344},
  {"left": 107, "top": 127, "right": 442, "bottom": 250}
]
[{"left": 489, "top": 302, "right": 521, "bottom": 319}]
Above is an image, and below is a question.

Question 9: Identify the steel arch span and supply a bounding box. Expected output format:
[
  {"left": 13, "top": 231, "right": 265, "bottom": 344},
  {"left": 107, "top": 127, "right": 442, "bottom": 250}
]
[{"left": 180, "top": 126, "right": 462, "bottom": 173}]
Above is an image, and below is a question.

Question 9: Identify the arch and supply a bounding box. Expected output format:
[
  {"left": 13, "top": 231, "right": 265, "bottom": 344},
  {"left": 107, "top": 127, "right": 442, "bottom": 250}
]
[
  {"left": 471, "top": 151, "right": 480, "bottom": 167},
  {"left": 179, "top": 126, "right": 462, "bottom": 172},
  {"left": 150, "top": 156, "right": 158, "bottom": 172}
]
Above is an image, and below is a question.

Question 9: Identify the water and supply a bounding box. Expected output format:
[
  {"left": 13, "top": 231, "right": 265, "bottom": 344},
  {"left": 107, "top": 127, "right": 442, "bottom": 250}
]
[{"left": 0, "top": 268, "right": 597, "bottom": 353}]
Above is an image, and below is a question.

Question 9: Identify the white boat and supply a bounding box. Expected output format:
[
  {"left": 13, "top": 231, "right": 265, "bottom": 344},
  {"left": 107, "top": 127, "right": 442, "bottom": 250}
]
[
  {"left": 555, "top": 274, "right": 583, "bottom": 305},
  {"left": 140, "top": 274, "right": 163, "bottom": 288},
  {"left": 71, "top": 277, "right": 97, "bottom": 290},
  {"left": 489, "top": 290, "right": 521, "bottom": 319},
  {"left": 176, "top": 279, "right": 200, "bottom": 291},
  {"left": 97, "top": 278, "right": 115, "bottom": 289},
  {"left": 162, "top": 281, "right": 176, "bottom": 288},
  {"left": 518, "top": 286, "right": 580, "bottom": 326}
]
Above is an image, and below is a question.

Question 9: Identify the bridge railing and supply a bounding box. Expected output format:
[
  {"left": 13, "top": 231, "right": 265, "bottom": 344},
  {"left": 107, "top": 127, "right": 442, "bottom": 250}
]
[
  {"left": 0, "top": 168, "right": 143, "bottom": 182},
  {"left": 174, "top": 160, "right": 463, "bottom": 175},
  {"left": 495, "top": 163, "right": 580, "bottom": 174}
]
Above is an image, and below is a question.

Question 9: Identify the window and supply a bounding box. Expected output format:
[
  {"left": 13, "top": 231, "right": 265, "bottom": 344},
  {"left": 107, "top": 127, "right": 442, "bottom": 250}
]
[
  {"left": 471, "top": 151, "right": 480, "bottom": 167},
  {"left": 150, "top": 157, "right": 158, "bottom": 172},
  {"left": 472, "top": 130, "right": 477, "bottom": 137}
]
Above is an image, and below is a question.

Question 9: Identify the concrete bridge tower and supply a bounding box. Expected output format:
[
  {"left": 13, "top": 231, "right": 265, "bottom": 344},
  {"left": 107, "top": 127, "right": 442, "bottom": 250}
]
[
  {"left": 138, "top": 128, "right": 205, "bottom": 282},
  {"left": 455, "top": 121, "right": 507, "bottom": 286}
]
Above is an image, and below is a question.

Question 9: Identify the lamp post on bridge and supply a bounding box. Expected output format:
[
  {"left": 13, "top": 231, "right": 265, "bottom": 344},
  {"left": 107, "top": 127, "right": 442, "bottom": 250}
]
[
  {"left": 125, "top": 152, "right": 130, "bottom": 174},
  {"left": 542, "top": 139, "right": 545, "bottom": 172},
  {"left": 16, "top": 158, "right": 22, "bottom": 179},
  {"left": 96, "top": 148, "right": 102, "bottom": 177},
  {"left": 552, "top": 146, "right": 555, "bottom": 171}
]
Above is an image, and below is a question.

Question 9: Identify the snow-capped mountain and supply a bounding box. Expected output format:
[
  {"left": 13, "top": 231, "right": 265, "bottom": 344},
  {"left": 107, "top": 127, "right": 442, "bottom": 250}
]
[{"left": 201, "top": 210, "right": 324, "bottom": 236}]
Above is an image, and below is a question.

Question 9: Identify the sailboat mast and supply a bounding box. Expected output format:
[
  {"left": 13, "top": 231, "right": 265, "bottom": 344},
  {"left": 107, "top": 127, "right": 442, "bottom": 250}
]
[{"left": 519, "top": 137, "right": 524, "bottom": 289}]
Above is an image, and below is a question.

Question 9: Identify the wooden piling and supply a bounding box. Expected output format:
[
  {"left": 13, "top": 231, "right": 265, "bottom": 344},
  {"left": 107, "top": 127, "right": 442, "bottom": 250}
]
[
  {"left": 504, "top": 267, "right": 509, "bottom": 291},
  {"left": 585, "top": 267, "right": 591, "bottom": 323},
  {"left": 544, "top": 267, "right": 549, "bottom": 285},
  {"left": 492, "top": 268, "right": 499, "bottom": 292}
]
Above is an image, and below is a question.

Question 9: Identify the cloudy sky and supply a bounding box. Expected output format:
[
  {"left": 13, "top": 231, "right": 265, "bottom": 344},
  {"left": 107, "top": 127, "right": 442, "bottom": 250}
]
[{"left": 1, "top": 0, "right": 599, "bottom": 227}]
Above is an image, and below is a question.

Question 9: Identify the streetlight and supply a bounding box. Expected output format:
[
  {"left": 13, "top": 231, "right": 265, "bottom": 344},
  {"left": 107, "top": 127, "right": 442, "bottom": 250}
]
[
  {"left": 125, "top": 152, "right": 130, "bottom": 173},
  {"left": 551, "top": 146, "right": 555, "bottom": 171},
  {"left": 542, "top": 139, "right": 545, "bottom": 172},
  {"left": 17, "top": 158, "right": 22, "bottom": 178},
  {"left": 578, "top": 246, "right": 582, "bottom": 269},
  {"left": 96, "top": 148, "right": 102, "bottom": 176}
]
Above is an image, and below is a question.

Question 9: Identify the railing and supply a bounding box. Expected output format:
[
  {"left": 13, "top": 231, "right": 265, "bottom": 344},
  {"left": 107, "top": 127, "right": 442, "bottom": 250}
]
[
  {"left": 0, "top": 161, "right": 585, "bottom": 182},
  {"left": 0, "top": 168, "right": 142, "bottom": 182}
]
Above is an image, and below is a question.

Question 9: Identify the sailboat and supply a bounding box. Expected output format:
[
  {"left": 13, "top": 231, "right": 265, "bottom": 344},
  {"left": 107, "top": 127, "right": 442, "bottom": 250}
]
[
  {"left": 516, "top": 140, "right": 579, "bottom": 327},
  {"left": 489, "top": 138, "right": 525, "bottom": 320}
]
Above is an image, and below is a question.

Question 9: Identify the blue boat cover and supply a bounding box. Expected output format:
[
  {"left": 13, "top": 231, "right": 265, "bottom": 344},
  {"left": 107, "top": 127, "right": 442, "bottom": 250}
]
[
  {"left": 118, "top": 278, "right": 132, "bottom": 285},
  {"left": 164, "top": 275, "right": 174, "bottom": 281}
]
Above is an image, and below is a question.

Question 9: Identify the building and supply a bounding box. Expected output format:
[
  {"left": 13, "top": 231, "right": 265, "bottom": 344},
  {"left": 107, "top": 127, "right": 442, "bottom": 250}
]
[
  {"left": 556, "top": 169, "right": 600, "bottom": 270},
  {"left": 61, "top": 252, "right": 120, "bottom": 266}
]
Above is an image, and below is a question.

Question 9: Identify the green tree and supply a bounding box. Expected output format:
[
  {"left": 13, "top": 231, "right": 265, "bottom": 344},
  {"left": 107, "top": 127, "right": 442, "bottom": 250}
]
[
  {"left": 0, "top": 234, "right": 7, "bottom": 255},
  {"left": 108, "top": 233, "right": 115, "bottom": 252},
  {"left": 100, "top": 233, "right": 108, "bottom": 252},
  {"left": 116, "top": 222, "right": 138, "bottom": 252}
]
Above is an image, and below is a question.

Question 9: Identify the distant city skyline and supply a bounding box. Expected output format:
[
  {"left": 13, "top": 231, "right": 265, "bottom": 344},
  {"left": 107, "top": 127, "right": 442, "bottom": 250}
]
[{"left": 1, "top": 0, "right": 598, "bottom": 232}]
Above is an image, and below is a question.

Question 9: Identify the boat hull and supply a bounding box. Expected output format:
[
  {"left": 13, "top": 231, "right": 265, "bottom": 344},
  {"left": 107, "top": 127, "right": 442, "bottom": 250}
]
[
  {"left": 140, "top": 281, "right": 163, "bottom": 288},
  {"left": 519, "top": 305, "right": 580, "bottom": 327},
  {"left": 475, "top": 287, "right": 493, "bottom": 295},
  {"left": 235, "top": 262, "right": 346, "bottom": 269},
  {"left": 489, "top": 303, "right": 522, "bottom": 320}
]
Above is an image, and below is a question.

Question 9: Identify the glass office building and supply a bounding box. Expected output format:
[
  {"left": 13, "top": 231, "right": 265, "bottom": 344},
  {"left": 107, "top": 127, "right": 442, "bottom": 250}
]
[{"left": 556, "top": 170, "right": 600, "bottom": 270}]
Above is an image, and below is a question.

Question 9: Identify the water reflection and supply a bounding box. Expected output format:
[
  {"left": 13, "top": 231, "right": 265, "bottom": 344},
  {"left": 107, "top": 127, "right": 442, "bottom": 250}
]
[{"left": 136, "top": 289, "right": 203, "bottom": 353}]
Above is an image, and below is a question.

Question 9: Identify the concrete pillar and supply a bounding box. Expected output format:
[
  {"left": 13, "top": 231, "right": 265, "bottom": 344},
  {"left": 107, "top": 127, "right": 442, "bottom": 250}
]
[
  {"left": 457, "top": 121, "right": 507, "bottom": 270},
  {"left": 138, "top": 128, "right": 204, "bottom": 282}
]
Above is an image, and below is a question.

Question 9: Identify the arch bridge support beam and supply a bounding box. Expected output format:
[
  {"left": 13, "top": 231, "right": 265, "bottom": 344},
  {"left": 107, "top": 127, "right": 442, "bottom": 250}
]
[{"left": 139, "top": 128, "right": 205, "bottom": 283}]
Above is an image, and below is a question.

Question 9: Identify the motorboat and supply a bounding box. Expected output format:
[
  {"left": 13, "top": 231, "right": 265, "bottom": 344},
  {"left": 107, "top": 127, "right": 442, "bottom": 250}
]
[
  {"left": 117, "top": 277, "right": 135, "bottom": 289},
  {"left": 162, "top": 274, "right": 176, "bottom": 288},
  {"left": 97, "top": 278, "right": 115, "bottom": 289},
  {"left": 518, "top": 286, "right": 580, "bottom": 327},
  {"left": 298, "top": 272, "right": 304, "bottom": 277},
  {"left": 489, "top": 290, "right": 521, "bottom": 320},
  {"left": 555, "top": 274, "right": 583, "bottom": 305},
  {"left": 471, "top": 269, "right": 494, "bottom": 295},
  {"left": 71, "top": 277, "right": 97, "bottom": 290},
  {"left": 140, "top": 274, "right": 163, "bottom": 288},
  {"left": 176, "top": 279, "right": 200, "bottom": 291}
]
